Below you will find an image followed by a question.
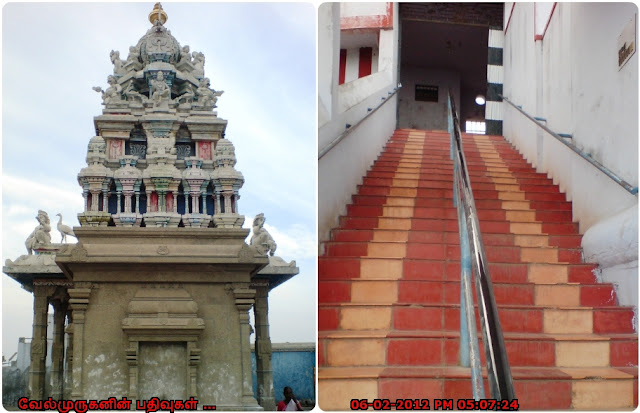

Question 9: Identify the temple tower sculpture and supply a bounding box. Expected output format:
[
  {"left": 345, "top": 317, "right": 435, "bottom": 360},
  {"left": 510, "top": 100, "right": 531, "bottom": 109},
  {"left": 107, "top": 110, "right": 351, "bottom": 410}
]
[{"left": 5, "top": 4, "right": 299, "bottom": 410}]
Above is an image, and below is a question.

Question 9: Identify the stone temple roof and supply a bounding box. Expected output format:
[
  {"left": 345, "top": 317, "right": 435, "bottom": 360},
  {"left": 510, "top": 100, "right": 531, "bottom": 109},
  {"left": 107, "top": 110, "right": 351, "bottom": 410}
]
[{"left": 80, "top": 3, "right": 245, "bottom": 230}]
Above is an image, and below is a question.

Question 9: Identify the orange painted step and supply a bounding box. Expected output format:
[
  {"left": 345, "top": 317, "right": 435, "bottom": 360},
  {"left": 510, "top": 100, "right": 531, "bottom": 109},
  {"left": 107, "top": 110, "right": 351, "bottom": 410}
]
[
  {"left": 318, "top": 277, "right": 618, "bottom": 307},
  {"left": 352, "top": 195, "right": 573, "bottom": 212},
  {"left": 318, "top": 302, "right": 636, "bottom": 335},
  {"left": 346, "top": 204, "right": 574, "bottom": 222},
  {"left": 331, "top": 228, "right": 583, "bottom": 247},
  {"left": 319, "top": 256, "right": 599, "bottom": 284},
  {"left": 318, "top": 129, "right": 637, "bottom": 410},
  {"left": 319, "top": 330, "right": 638, "bottom": 368},
  {"left": 338, "top": 215, "right": 580, "bottom": 234},
  {"left": 323, "top": 241, "right": 584, "bottom": 264}
]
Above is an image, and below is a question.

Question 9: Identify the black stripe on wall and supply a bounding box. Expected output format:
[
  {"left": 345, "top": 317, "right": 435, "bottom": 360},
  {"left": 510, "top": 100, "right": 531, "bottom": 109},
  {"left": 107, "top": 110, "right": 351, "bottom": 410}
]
[
  {"left": 487, "top": 83, "right": 503, "bottom": 102},
  {"left": 486, "top": 119, "right": 503, "bottom": 136},
  {"left": 488, "top": 47, "right": 503, "bottom": 66}
]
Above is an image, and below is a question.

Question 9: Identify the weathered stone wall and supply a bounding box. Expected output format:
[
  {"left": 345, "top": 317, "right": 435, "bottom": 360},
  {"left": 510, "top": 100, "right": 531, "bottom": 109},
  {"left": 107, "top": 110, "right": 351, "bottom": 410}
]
[
  {"left": 187, "top": 283, "right": 243, "bottom": 406},
  {"left": 139, "top": 343, "right": 187, "bottom": 400},
  {"left": 78, "top": 279, "right": 246, "bottom": 406}
]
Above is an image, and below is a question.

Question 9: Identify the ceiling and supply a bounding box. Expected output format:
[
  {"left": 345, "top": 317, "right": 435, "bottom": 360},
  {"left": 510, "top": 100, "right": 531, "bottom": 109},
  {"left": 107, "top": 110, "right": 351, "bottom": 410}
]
[{"left": 401, "top": 20, "right": 490, "bottom": 95}]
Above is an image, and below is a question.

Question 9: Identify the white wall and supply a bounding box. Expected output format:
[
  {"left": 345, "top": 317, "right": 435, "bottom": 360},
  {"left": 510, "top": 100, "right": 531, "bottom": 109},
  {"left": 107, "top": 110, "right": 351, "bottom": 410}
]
[
  {"left": 318, "top": 3, "right": 339, "bottom": 129},
  {"left": 398, "top": 66, "right": 461, "bottom": 130},
  {"left": 341, "top": 2, "right": 389, "bottom": 19},
  {"left": 345, "top": 48, "right": 360, "bottom": 83},
  {"left": 318, "top": 3, "right": 399, "bottom": 245},
  {"left": 343, "top": 47, "right": 380, "bottom": 84},
  {"left": 503, "top": 3, "right": 638, "bottom": 308}
]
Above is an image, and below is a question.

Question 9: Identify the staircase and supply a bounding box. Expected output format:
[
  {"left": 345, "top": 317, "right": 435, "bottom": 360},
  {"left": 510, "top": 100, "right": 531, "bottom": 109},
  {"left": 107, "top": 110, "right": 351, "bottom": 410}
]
[{"left": 318, "top": 129, "right": 638, "bottom": 410}]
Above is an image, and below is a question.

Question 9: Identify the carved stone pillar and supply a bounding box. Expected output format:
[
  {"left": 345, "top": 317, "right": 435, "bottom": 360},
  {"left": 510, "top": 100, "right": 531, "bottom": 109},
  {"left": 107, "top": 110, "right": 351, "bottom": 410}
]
[
  {"left": 146, "top": 189, "right": 152, "bottom": 212},
  {"left": 50, "top": 298, "right": 68, "bottom": 400},
  {"left": 159, "top": 191, "right": 166, "bottom": 212},
  {"left": 233, "top": 194, "right": 240, "bottom": 213},
  {"left": 253, "top": 286, "right": 275, "bottom": 410},
  {"left": 29, "top": 285, "right": 54, "bottom": 399},
  {"left": 102, "top": 185, "right": 109, "bottom": 212},
  {"left": 82, "top": 191, "right": 89, "bottom": 212},
  {"left": 63, "top": 310, "right": 74, "bottom": 399},
  {"left": 116, "top": 189, "right": 123, "bottom": 213},
  {"left": 191, "top": 191, "right": 200, "bottom": 214},
  {"left": 68, "top": 288, "right": 92, "bottom": 400},
  {"left": 215, "top": 194, "right": 221, "bottom": 215},
  {"left": 233, "top": 287, "right": 260, "bottom": 408},
  {"left": 224, "top": 192, "right": 232, "bottom": 213},
  {"left": 125, "top": 341, "right": 139, "bottom": 400},
  {"left": 172, "top": 192, "right": 178, "bottom": 214},
  {"left": 134, "top": 190, "right": 141, "bottom": 214},
  {"left": 187, "top": 342, "right": 201, "bottom": 397},
  {"left": 90, "top": 189, "right": 101, "bottom": 212}
]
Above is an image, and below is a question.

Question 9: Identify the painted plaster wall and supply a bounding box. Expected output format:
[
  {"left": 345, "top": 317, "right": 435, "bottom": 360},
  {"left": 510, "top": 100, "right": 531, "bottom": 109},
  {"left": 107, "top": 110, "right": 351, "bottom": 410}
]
[
  {"left": 319, "top": 96, "right": 397, "bottom": 245},
  {"left": 398, "top": 66, "right": 460, "bottom": 130},
  {"left": 318, "top": 3, "right": 339, "bottom": 128},
  {"left": 344, "top": 47, "right": 380, "bottom": 84},
  {"left": 345, "top": 48, "right": 360, "bottom": 83},
  {"left": 503, "top": 3, "right": 539, "bottom": 165},
  {"left": 341, "top": 3, "right": 389, "bottom": 19},
  {"left": 79, "top": 280, "right": 246, "bottom": 405},
  {"left": 251, "top": 345, "right": 315, "bottom": 402},
  {"left": 503, "top": 3, "right": 638, "bottom": 307},
  {"left": 319, "top": 3, "right": 399, "bottom": 244}
]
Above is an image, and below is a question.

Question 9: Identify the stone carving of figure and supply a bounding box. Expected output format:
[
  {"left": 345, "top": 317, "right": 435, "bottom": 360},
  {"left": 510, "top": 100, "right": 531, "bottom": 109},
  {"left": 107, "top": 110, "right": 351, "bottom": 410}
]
[
  {"left": 126, "top": 46, "right": 140, "bottom": 65},
  {"left": 250, "top": 213, "right": 277, "bottom": 256},
  {"left": 180, "top": 45, "right": 192, "bottom": 64},
  {"left": 109, "top": 140, "right": 123, "bottom": 160},
  {"left": 87, "top": 136, "right": 107, "bottom": 156},
  {"left": 150, "top": 71, "right": 170, "bottom": 107},
  {"left": 199, "top": 141, "right": 212, "bottom": 160},
  {"left": 177, "top": 83, "right": 195, "bottom": 105},
  {"left": 192, "top": 52, "right": 205, "bottom": 77},
  {"left": 195, "top": 78, "right": 223, "bottom": 109},
  {"left": 93, "top": 75, "right": 123, "bottom": 106},
  {"left": 110, "top": 50, "right": 125, "bottom": 75},
  {"left": 124, "top": 82, "right": 146, "bottom": 104},
  {"left": 25, "top": 210, "right": 52, "bottom": 254}
]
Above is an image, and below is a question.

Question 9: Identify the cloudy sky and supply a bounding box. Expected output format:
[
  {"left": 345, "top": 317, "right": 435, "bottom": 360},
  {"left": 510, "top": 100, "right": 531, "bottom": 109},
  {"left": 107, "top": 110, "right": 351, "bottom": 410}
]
[{"left": 2, "top": 3, "right": 316, "bottom": 358}]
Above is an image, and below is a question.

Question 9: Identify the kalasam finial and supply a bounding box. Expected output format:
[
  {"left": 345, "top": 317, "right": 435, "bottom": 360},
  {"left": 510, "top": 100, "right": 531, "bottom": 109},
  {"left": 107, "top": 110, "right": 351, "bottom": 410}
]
[{"left": 149, "top": 3, "right": 168, "bottom": 25}]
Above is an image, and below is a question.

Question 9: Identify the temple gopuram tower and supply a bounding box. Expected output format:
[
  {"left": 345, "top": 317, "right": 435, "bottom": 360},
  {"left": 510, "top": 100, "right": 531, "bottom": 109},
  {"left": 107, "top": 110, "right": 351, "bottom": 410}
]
[{"left": 4, "top": 4, "right": 299, "bottom": 410}]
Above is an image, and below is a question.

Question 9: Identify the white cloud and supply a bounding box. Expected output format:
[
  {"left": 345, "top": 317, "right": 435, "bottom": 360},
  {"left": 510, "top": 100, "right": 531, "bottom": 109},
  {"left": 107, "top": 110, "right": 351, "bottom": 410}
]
[{"left": 3, "top": 175, "right": 83, "bottom": 211}]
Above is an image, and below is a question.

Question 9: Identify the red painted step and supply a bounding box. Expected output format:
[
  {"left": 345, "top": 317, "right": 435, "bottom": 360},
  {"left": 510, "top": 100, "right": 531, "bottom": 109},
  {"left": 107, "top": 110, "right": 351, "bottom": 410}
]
[{"left": 318, "top": 129, "right": 637, "bottom": 410}]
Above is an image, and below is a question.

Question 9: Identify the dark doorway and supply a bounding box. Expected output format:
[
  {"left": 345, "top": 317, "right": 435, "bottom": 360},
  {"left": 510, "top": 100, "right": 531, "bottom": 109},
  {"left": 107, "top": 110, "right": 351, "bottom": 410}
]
[{"left": 398, "top": 3, "right": 503, "bottom": 132}]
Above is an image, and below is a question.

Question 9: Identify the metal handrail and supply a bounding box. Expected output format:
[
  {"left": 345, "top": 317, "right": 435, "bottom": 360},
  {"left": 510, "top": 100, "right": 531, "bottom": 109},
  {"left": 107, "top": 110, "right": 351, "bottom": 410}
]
[
  {"left": 448, "top": 91, "right": 516, "bottom": 401},
  {"left": 500, "top": 94, "right": 638, "bottom": 195},
  {"left": 318, "top": 85, "right": 401, "bottom": 160}
]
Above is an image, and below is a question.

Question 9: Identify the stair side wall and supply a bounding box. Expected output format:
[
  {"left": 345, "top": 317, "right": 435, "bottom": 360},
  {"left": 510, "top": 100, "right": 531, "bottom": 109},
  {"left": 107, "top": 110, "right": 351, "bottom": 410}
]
[
  {"left": 319, "top": 3, "right": 400, "bottom": 246},
  {"left": 502, "top": 3, "right": 638, "bottom": 311}
]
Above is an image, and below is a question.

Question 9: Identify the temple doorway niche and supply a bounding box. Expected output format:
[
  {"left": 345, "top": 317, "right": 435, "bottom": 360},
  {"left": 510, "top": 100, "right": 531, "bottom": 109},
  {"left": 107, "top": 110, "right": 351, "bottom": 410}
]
[{"left": 138, "top": 342, "right": 187, "bottom": 400}]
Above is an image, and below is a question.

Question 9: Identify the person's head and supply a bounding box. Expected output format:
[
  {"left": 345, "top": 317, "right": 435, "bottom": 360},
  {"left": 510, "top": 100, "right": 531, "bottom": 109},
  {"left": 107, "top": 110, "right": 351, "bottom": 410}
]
[{"left": 283, "top": 386, "right": 293, "bottom": 401}]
